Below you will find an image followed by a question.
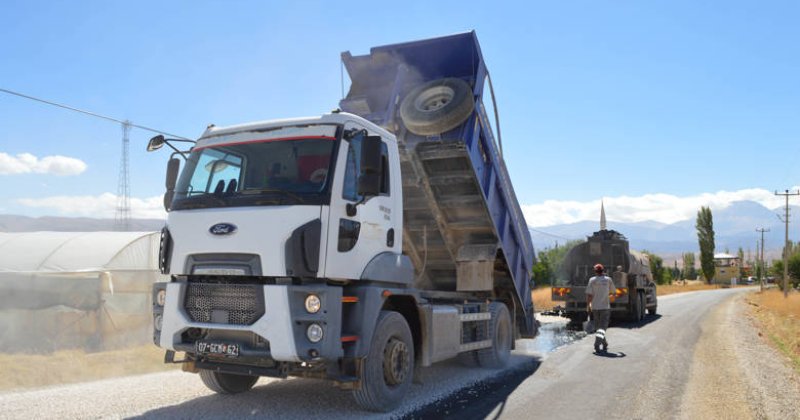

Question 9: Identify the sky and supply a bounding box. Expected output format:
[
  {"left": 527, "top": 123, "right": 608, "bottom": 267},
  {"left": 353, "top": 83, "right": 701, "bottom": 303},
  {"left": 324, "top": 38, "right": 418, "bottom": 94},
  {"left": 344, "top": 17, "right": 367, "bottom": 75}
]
[{"left": 1, "top": 1, "right": 798, "bottom": 228}]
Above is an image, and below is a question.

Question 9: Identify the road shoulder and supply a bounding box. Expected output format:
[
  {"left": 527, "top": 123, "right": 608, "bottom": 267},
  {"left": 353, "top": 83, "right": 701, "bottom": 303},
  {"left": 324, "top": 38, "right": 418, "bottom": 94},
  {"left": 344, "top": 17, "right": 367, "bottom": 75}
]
[{"left": 679, "top": 292, "right": 800, "bottom": 419}]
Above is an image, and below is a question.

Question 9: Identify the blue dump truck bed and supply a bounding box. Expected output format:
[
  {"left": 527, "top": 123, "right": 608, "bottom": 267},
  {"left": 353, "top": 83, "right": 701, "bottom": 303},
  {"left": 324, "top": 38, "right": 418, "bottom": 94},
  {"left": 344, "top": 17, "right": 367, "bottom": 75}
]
[{"left": 340, "top": 32, "right": 537, "bottom": 336}]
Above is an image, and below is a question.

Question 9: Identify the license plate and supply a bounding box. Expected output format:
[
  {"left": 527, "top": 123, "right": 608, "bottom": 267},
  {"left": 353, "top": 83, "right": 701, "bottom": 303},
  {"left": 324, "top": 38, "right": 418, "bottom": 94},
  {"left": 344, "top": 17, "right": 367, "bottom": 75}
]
[{"left": 196, "top": 341, "right": 240, "bottom": 357}]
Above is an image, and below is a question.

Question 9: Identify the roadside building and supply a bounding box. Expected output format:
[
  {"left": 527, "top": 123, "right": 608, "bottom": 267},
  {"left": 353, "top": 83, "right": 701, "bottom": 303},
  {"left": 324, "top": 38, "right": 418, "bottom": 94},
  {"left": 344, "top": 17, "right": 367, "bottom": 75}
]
[{"left": 713, "top": 253, "right": 741, "bottom": 285}]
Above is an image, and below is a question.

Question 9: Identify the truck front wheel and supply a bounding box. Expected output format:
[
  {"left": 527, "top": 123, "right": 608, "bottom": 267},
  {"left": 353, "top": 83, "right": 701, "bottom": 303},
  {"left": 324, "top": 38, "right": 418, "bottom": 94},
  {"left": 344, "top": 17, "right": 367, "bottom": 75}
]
[
  {"left": 353, "top": 311, "right": 414, "bottom": 412},
  {"left": 477, "top": 302, "right": 512, "bottom": 368},
  {"left": 199, "top": 369, "right": 258, "bottom": 394}
]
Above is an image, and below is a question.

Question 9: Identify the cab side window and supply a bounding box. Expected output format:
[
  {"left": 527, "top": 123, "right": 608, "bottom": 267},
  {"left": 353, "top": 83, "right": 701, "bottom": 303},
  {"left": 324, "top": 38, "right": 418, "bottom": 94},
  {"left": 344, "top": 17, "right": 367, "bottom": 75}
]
[
  {"left": 342, "top": 133, "right": 363, "bottom": 202},
  {"left": 342, "top": 132, "right": 390, "bottom": 201}
]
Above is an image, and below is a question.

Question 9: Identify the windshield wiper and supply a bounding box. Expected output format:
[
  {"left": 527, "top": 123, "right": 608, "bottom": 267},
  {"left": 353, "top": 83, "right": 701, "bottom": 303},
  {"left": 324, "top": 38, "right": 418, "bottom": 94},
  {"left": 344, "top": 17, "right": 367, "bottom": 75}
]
[{"left": 240, "top": 188, "right": 306, "bottom": 204}]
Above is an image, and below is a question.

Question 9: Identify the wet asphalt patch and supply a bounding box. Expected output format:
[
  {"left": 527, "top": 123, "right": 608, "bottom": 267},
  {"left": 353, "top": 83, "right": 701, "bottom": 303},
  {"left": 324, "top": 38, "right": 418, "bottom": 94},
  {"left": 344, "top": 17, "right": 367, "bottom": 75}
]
[{"left": 402, "top": 317, "right": 583, "bottom": 419}]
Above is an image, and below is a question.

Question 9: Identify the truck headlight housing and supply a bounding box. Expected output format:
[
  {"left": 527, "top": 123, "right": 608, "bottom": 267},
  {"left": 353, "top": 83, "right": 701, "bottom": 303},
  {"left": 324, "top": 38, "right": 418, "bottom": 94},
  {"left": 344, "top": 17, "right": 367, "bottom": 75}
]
[
  {"left": 306, "top": 323, "right": 323, "bottom": 343},
  {"left": 154, "top": 314, "right": 163, "bottom": 331},
  {"left": 304, "top": 294, "right": 321, "bottom": 314}
]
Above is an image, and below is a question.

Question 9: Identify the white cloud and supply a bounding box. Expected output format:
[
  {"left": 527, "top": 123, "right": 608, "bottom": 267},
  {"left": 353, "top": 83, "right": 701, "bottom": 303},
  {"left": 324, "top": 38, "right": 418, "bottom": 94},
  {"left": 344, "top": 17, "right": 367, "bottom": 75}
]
[
  {"left": 522, "top": 187, "right": 800, "bottom": 227},
  {"left": 17, "top": 193, "right": 165, "bottom": 219},
  {"left": 0, "top": 152, "right": 87, "bottom": 176}
]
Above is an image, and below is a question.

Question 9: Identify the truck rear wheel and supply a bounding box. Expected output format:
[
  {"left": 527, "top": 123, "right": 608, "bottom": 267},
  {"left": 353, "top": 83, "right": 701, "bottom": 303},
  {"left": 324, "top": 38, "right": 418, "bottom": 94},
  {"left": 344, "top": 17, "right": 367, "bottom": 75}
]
[
  {"left": 400, "top": 78, "right": 474, "bottom": 136},
  {"left": 352, "top": 311, "right": 414, "bottom": 412},
  {"left": 629, "top": 291, "right": 642, "bottom": 322},
  {"left": 647, "top": 287, "right": 658, "bottom": 316},
  {"left": 199, "top": 369, "right": 258, "bottom": 394},
  {"left": 567, "top": 311, "right": 587, "bottom": 326},
  {"left": 639, "top": 292, "right": 646, "bottom": 320},
  {"left": 477, "top": 302, "right": 512, "bottom": 368}
]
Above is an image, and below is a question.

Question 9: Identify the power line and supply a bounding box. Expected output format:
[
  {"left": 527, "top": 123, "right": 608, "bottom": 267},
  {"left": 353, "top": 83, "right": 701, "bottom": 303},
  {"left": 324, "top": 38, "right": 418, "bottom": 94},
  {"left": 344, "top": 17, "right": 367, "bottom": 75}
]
[
  {"left": 0, "top": 87, "right": 191, "bottom": 140},
  {"left": 529, "top": 228, "right": 572, "bottom": 241},
  {"left": 1, "top": 87, "right": 192, "bottom": 230}
]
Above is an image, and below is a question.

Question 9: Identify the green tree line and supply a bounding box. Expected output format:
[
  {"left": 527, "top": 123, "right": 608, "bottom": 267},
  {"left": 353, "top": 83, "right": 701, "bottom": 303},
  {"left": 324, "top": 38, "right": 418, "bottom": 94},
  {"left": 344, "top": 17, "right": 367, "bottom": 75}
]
[
  {"left": 769, "top": 241, "right": 800, "bottom": 290},
  {"left": 531, "top": 240, "right": 584, "bottom": 287},
  {"left": 531, "top": 240, "right": 673, "bottom": 286}
]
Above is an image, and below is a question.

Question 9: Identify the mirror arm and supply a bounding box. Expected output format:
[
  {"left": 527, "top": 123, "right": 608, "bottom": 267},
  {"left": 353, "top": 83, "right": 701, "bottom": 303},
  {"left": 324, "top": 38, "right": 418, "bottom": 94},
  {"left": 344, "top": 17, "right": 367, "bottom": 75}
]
[
  {"left": 164, "top": 141, "right": 184, "bottom": 156},
  {"left": 161, "top": 137, "right": 195, "bottom": 160}
]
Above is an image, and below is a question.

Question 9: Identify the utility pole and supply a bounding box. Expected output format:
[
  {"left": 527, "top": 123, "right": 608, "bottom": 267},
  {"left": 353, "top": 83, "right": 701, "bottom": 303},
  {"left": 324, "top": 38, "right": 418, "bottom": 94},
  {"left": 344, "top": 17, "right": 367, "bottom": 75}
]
[
  {"left": 756, "top": 227, "right": 769, "bottom": 292},
  {"left": 775, "top": 189, "right": 799, "bottom": 298},
  {"left": 115, "top": 121, "right": 132, "bottom": 231}
]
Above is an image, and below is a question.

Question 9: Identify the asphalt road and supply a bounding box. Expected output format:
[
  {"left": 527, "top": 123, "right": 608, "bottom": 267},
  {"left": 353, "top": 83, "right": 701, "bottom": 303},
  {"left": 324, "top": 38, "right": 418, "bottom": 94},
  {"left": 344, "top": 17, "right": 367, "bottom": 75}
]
[
  {"left": 421, "top": 287, "right": 753, "bottom": 420},
  {"left": 0, "top": 288, "right": 750, "bottom": 419}
]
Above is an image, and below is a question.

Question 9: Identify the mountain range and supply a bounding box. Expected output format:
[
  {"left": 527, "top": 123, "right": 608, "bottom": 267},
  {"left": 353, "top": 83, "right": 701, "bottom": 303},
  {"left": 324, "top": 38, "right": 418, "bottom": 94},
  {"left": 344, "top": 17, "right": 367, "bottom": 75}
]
[
  {"left": 1, "top": 200, "right": 796, "bottom": 260},
  {"left": 530, "top": 200, "right": 798, "bottom": 260}
]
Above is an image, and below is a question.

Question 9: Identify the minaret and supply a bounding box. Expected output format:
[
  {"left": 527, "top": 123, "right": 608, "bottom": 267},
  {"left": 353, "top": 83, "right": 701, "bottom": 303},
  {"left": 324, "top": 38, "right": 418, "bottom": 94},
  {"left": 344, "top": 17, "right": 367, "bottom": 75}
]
[{"left": 600, "top": 200, "right": 607, "bottom": 231}]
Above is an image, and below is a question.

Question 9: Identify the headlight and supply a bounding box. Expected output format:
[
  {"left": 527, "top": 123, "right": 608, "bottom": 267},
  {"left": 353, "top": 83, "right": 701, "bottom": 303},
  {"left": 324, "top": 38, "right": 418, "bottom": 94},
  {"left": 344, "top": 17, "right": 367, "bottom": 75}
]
[
  {"left": 304, "top": 294, "right": 321, "bottom": 313},
  {"left": 154, "top": 314, "right": 163, "bottom": 331},
  {"left": 306, "top": 323, "right": 323, "bottom": 343},
  {"left": 156, "top": 289, "right": 167, "bottom": 306}
]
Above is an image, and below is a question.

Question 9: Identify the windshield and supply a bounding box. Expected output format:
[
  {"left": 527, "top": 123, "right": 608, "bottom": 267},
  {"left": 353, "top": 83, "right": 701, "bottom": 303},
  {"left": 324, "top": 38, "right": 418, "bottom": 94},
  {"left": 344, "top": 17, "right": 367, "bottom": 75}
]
[{"left": 172, "top": 135, "right": 338, "bottom": 210}]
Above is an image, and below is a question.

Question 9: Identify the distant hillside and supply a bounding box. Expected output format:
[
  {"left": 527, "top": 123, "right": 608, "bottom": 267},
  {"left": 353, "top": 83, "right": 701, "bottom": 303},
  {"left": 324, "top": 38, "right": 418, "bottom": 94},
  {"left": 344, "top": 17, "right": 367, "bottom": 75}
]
[
  {"left": 530, "top": 200, "right": 796, "bottom": 257},
  {"left": 0, "top": 215, "right": 165, "bottom": 232},
  {"left": 3, "top": 200, "right": 796, "bottom": 259}
]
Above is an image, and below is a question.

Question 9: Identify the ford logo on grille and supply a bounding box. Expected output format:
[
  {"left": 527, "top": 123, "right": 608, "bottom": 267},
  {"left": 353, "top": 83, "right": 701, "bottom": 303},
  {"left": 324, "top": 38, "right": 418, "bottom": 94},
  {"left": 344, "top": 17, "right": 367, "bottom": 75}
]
[{"left": 209, "top": 223, "right": 237, "bottom": 235}]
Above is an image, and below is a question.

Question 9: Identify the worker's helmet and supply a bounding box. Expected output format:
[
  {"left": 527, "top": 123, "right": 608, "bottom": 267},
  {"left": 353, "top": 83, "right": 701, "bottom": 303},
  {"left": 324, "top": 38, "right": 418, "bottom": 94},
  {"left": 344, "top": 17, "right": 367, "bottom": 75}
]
[{"left": 593, "top": 263, "right": 604, "bottom": 274}]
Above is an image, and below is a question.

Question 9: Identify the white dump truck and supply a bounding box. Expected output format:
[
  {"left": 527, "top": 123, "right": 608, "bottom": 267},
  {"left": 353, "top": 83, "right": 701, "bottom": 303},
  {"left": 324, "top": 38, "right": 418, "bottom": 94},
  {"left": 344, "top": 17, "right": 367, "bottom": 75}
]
[{"left": 150, "top": 32, "right": 537, "bottom": 412}]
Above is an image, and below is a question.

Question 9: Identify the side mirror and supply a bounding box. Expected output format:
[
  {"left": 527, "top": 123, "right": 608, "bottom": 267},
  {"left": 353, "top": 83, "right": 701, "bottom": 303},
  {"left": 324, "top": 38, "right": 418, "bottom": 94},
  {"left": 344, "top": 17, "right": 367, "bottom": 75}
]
[
  {"left": 357, "top": 136, "right": 382, "bottom": 197},
  {"left": 147, "top": 135, "right": 166, "bottom": 152},
  {"left": 164, "top": 158, "right": 180, "bottom": 211}
]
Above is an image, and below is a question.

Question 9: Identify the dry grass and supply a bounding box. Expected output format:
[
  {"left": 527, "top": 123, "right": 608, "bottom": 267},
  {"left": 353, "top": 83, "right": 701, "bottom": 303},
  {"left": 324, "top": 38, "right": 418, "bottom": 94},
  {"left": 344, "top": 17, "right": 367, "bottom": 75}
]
[
  {"left": 0, "top": 345, "right": 177, "bottom": 391},
  {"left": 657, "top": 282, "right": 723, "bottom": 296},
  {"left": 746, "top": 289, "right": 800, "bottom": 373},
  {"left": 533, "top": 287, "right": 555, "bottom": 312}
]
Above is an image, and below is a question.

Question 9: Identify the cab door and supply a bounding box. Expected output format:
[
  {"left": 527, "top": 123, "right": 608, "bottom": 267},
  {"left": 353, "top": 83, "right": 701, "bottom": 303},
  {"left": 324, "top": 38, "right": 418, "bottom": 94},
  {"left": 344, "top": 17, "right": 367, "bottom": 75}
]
[{"left": 323, "top": 122, "right": 397, "bottom": 280}]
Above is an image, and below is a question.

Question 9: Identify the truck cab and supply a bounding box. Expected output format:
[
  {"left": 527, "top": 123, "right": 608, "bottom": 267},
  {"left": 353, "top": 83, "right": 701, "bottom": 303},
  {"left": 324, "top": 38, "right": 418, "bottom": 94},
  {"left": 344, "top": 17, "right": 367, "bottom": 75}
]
[{"left": 165, "top": 114, "right": 404, "bottom": 284}]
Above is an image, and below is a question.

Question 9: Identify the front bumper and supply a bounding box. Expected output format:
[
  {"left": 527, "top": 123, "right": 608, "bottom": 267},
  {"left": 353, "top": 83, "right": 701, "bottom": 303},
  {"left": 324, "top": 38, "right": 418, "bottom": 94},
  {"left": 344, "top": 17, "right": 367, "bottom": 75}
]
[{"left": 152, "top": 281, "right": 342, "bottom": 363}]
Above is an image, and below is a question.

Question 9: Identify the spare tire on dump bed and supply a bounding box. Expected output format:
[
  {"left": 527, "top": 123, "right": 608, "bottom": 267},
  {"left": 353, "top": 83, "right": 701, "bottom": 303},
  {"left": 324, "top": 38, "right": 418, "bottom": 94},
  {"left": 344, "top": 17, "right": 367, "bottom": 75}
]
[{"left": 400, "top": 78, "right": 474, "bottom": 136}]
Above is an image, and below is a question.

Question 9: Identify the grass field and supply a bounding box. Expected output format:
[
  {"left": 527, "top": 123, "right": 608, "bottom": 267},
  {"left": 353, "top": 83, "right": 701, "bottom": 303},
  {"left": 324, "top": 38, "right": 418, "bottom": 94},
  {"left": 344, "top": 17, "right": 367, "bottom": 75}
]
[
  {"left": 746, "top": 289, "right": 800, "bottom": 374},
  {"left": 0, "top": 345, "right": 177, "bottom": 391}
]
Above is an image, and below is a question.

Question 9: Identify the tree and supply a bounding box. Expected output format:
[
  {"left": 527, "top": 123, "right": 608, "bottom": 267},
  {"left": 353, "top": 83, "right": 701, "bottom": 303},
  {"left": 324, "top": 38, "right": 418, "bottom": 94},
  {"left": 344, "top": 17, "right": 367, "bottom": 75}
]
[
  {"left": 682, "top": 252, "right": 697, "bottom": 280},
  {"left": 531, "top": 239, "right": 584, "bottom": 287},
  {"left": 771, "top": 248, "right": 800, "bottom": 291},
  {"left": 787, "top": 253, "right": 800, "bottom": 290},
  {"left": 643, "top": 251, "right": 670, "bottom": 285},
  {"left": 696, "top": 206, "right": 716, "bottom": 284},
  {"left": 531, "top": 252, "right": 554, "bottom": 286},
  {"left": 737, "top": 247, "right": 745, "bottom": 279}
]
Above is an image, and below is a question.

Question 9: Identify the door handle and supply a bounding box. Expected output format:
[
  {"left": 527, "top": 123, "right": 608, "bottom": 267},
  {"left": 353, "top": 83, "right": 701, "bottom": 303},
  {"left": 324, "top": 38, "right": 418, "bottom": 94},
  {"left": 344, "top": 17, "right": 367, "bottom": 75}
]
[{"left": 387, "top": 228, "right": 395, "bottom": 247}]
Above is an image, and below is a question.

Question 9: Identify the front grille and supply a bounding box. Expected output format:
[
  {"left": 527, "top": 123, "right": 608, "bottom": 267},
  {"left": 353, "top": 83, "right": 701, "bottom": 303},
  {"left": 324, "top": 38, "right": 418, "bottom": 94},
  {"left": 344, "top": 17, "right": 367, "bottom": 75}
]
[{"left": 184, "top": 283, "right": 265, "bottom": 325}]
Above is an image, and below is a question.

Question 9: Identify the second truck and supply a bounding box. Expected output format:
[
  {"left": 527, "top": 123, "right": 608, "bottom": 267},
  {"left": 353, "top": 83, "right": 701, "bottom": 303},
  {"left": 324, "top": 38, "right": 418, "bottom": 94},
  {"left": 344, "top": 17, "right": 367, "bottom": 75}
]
[
  {"left": 149, "top": 32, "right": 538, "bottom": 412},
  {"left": 551, "top": 225, "right": 658, "bottom": 325}
]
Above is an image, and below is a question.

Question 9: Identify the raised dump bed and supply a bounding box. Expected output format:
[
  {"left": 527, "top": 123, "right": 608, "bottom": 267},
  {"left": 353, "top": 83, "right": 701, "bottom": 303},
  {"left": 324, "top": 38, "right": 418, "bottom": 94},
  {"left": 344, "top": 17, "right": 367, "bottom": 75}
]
[{"left": 340, "top": 31, "right": 537, "bottom": 336}]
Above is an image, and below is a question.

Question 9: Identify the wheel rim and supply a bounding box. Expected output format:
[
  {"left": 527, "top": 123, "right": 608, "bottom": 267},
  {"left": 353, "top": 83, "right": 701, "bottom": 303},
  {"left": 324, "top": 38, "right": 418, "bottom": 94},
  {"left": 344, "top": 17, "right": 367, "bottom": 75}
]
[
  {"left": 414, "top": 86, "right": 455, "bottom": 113},
  {"left": 383, "top": 337, "right": 410, "bottom": 386}
]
